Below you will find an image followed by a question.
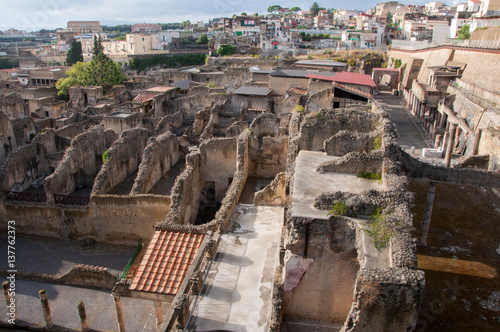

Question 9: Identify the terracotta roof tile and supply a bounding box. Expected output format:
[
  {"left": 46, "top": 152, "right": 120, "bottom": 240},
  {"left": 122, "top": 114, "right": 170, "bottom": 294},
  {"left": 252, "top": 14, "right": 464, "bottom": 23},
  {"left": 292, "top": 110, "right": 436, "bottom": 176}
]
[
  {"left": 129, "top": 230, "right": 204, "bottom": 295},
  {"left": 287, "top": 87, "right": 308, "bottom": 96}
]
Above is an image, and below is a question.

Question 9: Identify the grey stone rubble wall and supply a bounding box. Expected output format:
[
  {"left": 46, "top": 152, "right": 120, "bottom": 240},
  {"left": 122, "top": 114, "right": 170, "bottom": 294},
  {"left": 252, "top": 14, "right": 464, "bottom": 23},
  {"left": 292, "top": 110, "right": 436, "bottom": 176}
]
[
  {"left": 298, "top": 108, "right": 377, "bottom": 152},
  {"left": 44, "top": 125, "right": 118, "bottom": 200},
  {"left": 160, "top": 150, "right": 202, "bottom": 227},
  {"left": 130, "top": 132, "right": 182, "bottom": 195},
  {"left": 343, "top": 268, "right": 425, "bottom": 332},
  {"left": 316, "top": 150, "right": 384, "bottom": 175},
  {"left": 324, "top": 130, "right": 378, "bottom": 157},
  {"left": 161, "top": 93, "right": 230, "bottom": 120},
  {"left": 11, "top": 116, "right": 37, "bottom": 148},
  {"left": 91, "top": 128, "right": 151, "bottom": 196},
  {"left": 0, "top": 143, "right": 49, "bottom": 196},
  {"left": 154, "top": 111, "right": 184, "bottom": 136}
]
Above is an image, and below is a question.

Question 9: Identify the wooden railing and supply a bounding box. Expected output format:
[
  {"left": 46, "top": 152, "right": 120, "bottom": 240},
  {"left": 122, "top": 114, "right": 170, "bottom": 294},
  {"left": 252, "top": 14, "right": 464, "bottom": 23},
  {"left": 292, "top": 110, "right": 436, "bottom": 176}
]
[
  {"left": 54, "top": 194, "right": 90, "bottom": 206},
  {"left": 5, "top": 191, "right": 46, "bottom": 203}
]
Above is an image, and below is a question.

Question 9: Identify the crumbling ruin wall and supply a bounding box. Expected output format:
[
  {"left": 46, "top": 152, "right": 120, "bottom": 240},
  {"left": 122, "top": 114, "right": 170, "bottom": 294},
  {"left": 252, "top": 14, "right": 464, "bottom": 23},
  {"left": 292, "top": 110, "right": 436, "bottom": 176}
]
[
  {"left": 43, "top": 126, "right": 118, "bottom": 200},
  {"left": 0, "top": 111, "right": 17, "bottom": 162},
  {"left": 162, "top": 151, "right": 202, "bottom": 226},
  {"left": 316, "top": 151, "right": 384, "bottom": 175},
  {"left": 160, "top": 93, "right": 229, "bottom": 120},
  {"left": 324, "top": 130, "right": 378, "bottom": 156},
  {"left": 213, "top": 131, "right": 251, "bottom": 231},
  {"left": 254, "top": 172, "right": 286, "bottom": 206},
  {"left": 130, "top": 132, "right": 182, "bottom": 195},
  {"left": 273, "top": 95, "right": 301, "bottom": 117},
  {"left": 249, "top": 135, "right": 288, "bottom": 177},
  {"left": 0, "top": 143, "right": 50, "bottom": 193},
  {"left": 11, "top": 116, "right": 37, "bottom": 148},
  {"left": 299, "top": 108, "right": 377, "bottom": 152},
  {"left": 220, "top": 67, "right": 252, "bottom": 88},
  {"left": 102, "top": 112, "right": 144, "bottom": 135},
  {"left": 308, "top": 80, "right": 333, "bottom": 95},
  {"left": 249, "top": 112, "right": 280, "bottom": 138},
  {"left": 92, "top": 128, "right": 150, "bottom": 195},
  {"left": 231, "top": 95, "right": 269, "bottom": 113},
  {"left": 305, "top": 88, "right": 332, "bottom": 113},
  {"left": 0, "top": 194, "right": 170, "bottom": 246},
  {"left": 154, "top": 111, "right": 184, "bottom": 137},
  {"left": 199, "top": 137, "right": 237, "bottom": 201},
  {"left": 0, "top": 93, "right": 26, "bottom": 118},
  {"left": 226, "top": 120, "right": 249, "bottom": 138},
  {"left": 55, "top": 119, "right": 100, "bottom": 140}
]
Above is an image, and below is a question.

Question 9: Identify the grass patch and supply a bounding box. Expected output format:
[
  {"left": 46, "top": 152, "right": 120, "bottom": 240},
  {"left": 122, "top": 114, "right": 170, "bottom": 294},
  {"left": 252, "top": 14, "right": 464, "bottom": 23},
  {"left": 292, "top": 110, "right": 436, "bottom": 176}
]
[
  {"left": 357, "top": 171, "right": 382, "bottom": 181},
  {"left": 363, "top": 207, "right": 400, "bottom": 251},
  {"left": 373, "top": 136, "right": 382, "bottom": 150},
  {"left": 328, "top": 201, "right": 348, "bottom": 218},
  {"left": 102, "top": 150, "right": 110, "bottom": 163}
]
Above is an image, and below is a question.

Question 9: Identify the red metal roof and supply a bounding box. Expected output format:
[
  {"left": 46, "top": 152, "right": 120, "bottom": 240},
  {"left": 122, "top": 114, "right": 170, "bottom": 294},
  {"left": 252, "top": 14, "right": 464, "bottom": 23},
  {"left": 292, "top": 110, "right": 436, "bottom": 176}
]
[
  {"left": 129, "top": 230, "right": 204, "bottom": 295},
  {"left": 334, "top": 82, "right": 373, "bottom": 99},
  {"left": 307, "top": 71, "right": 377, "bottom": 87}
]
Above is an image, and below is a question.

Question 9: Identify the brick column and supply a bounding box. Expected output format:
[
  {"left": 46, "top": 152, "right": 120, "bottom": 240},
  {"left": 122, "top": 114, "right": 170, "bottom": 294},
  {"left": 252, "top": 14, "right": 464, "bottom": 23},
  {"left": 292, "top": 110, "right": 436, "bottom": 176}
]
[{"left": 39, "top": 290, "right": 54, "bottom": 328}]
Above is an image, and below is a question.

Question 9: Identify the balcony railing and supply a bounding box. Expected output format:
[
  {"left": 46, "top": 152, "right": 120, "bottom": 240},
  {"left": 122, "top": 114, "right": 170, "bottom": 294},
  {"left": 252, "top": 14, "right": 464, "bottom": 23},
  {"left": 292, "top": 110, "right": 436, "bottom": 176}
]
[
  {"left": 54, "top": 194, "right": 90, "bottom": 206},
  {"left": 6, "top": 191, "right": 47, "bottom": 203}
]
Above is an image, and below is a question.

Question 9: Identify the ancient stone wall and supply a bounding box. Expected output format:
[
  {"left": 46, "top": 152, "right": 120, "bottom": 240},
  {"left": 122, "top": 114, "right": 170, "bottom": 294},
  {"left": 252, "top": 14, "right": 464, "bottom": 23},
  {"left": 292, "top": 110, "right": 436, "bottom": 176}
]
[
  {"left": 43, "top": 126, "right": 118, "bottom": 200},
  {"left": 273, "top": 95, "right": 301, "bottom": 117},
  {"left": 0, "top": 194, "right": 170, "bottom": 245},
  {"left": 92, "top": 128, "right": 150, "bottom": 195},
  {"left": 11, "top": 116, "right": 37, "bottom": 148},
  {"left": 305, "top": 89, "right": 332, "bottom": 113},
  {"left": 162, "top": 151, "right": 202, "bottom": 226},
  {"left": 324, "top": 130, "right": 377, "bottom": 156},
  {"left": 161, "top": 93, "right": 229, "bottom": 120},
  {"left": 299, "top": 108, "right": 377, "bottom": 152},
  {"left": 0, "top": 111, "right": 17, "bottom": 162},
  {"left": 0, "top": 143, "right": 50, "bottom": 193},
  {"left": 130, "top": 132, "right": 182, "bottom": 195},
  {"left": 254, "top": 172, "right": 286, "bottom": 206},
  {"left": 199, "top": 137, "right": 237, "bottom": 201},
  {"left": 102, "top": 112, "right": 144, "bottom": 135}
]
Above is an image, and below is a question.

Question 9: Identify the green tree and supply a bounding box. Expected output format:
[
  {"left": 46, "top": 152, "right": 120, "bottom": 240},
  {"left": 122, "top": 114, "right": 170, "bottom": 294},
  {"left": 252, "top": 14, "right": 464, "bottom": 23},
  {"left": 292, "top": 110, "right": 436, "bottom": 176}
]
[
  {"left": 182, "top": 20, "right": 191, "bottom": 29},
  {"left": 254, "top": 13, "right": 259, "bottom": 16},
  {"left": 311, "top": 2, "right": 320, "bottom": 16},
  {"left": 241, "top": 12, "right": 247, "bottom": 16},
  {"left": 56, "top": 54, "right": 127, "bottom": 98},
  {"left": 217, "top": 44, "right": 237, "bottom": 56},
  {"left": 267, "top": 5, "right": 283, "bottom": 14},
  {"left": 386, "top": 11, "right": 393, "bottom": 24},
  {"left": 92, "top": 35, "right": 104, "bottom": 57},
  {"left": 196, "top": 34, "right": 209, "bottom": 44},
  {"left": 457, "top": 24, "right": 470, "bottom": 40},
  {"left": 290, "top": 6, "right": 301, "bottom": 13},
  {"left": 65, "top": 41, "right": 83, "bottom": 66}
]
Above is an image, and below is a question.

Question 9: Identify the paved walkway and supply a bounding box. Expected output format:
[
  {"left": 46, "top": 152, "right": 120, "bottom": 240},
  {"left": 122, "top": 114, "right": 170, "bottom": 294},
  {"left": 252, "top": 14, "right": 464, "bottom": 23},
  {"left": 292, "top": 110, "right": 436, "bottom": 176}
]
[
  {"left": 375, "top": 91, "right": 430, "bottom": 155},
  {"left": 0, "top": 280, "right": 168, "bottom": 331},
  {"left": 188, "top": 205, "right": 284, "bottom": 332},
  {"left": 0, "top": 234, "right": 134, "bottom": 276}
]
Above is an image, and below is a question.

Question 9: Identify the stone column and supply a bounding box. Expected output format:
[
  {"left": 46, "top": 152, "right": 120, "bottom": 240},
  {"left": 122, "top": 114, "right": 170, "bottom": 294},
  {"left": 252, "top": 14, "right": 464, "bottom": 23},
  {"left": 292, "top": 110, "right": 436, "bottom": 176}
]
[
  {"left": 155, "top": 301, "right": 163, "bottom": 330},
  {"left": 444, "top": 123, "right": 458, "bottom": 167},
  {"left": 419, "top": 181, "right": 438, "bottom": 246},
  {"left": 78, "top": 301, "right": 89, "bottom": 331},
  {"left": 440, "top": 111, "right": 447, "bottom": 128},
  {"left": 435, "top": 134, "right": 442, "bottom": 149},
  {"left": 113, "top": 295, "right": 126, "bottom": 332},
  {"left": 473, "top": 129, "right": 482, "bottom": 155},
  {"left": 2, "top": 281, "right": 17, "bottom": 323},
  {"left": 432, "top": 121, "right": 438, "bottom": 141},
  {"left": 39, "top": 290, "right": 54, "bottom": 329}
]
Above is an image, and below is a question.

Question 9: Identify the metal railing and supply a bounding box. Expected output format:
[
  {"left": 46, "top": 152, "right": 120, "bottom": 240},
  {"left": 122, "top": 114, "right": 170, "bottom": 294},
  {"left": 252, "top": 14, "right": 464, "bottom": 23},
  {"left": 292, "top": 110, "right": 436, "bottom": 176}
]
[
  {"left": 6, "top": 191, "right": 47, "bottom": 203},
  {"left": 54, "top": 194, "right": 90, "bottom": 206}
]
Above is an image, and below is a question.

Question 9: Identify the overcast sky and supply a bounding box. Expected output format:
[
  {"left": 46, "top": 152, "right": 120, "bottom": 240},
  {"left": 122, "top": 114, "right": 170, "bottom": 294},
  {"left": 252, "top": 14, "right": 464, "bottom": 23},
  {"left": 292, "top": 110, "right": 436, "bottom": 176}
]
[{"left": 1, "top": 0, "right": 431, "bottom": 31}]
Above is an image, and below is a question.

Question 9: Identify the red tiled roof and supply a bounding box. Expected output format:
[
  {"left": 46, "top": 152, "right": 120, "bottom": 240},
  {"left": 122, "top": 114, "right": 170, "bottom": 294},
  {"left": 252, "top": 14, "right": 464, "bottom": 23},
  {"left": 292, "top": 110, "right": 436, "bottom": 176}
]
[
  {"left": 129, "top": 230, "right": 204, "bottom": 295},
  {"left": 307, "top": 71, "right": 377, "bottom": 87},
  {"left": 287, "top": 87, "right": 308, "bottom": 96},
  {"left": 133, "top": 92, "right": 160, "bottom": 103}
]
